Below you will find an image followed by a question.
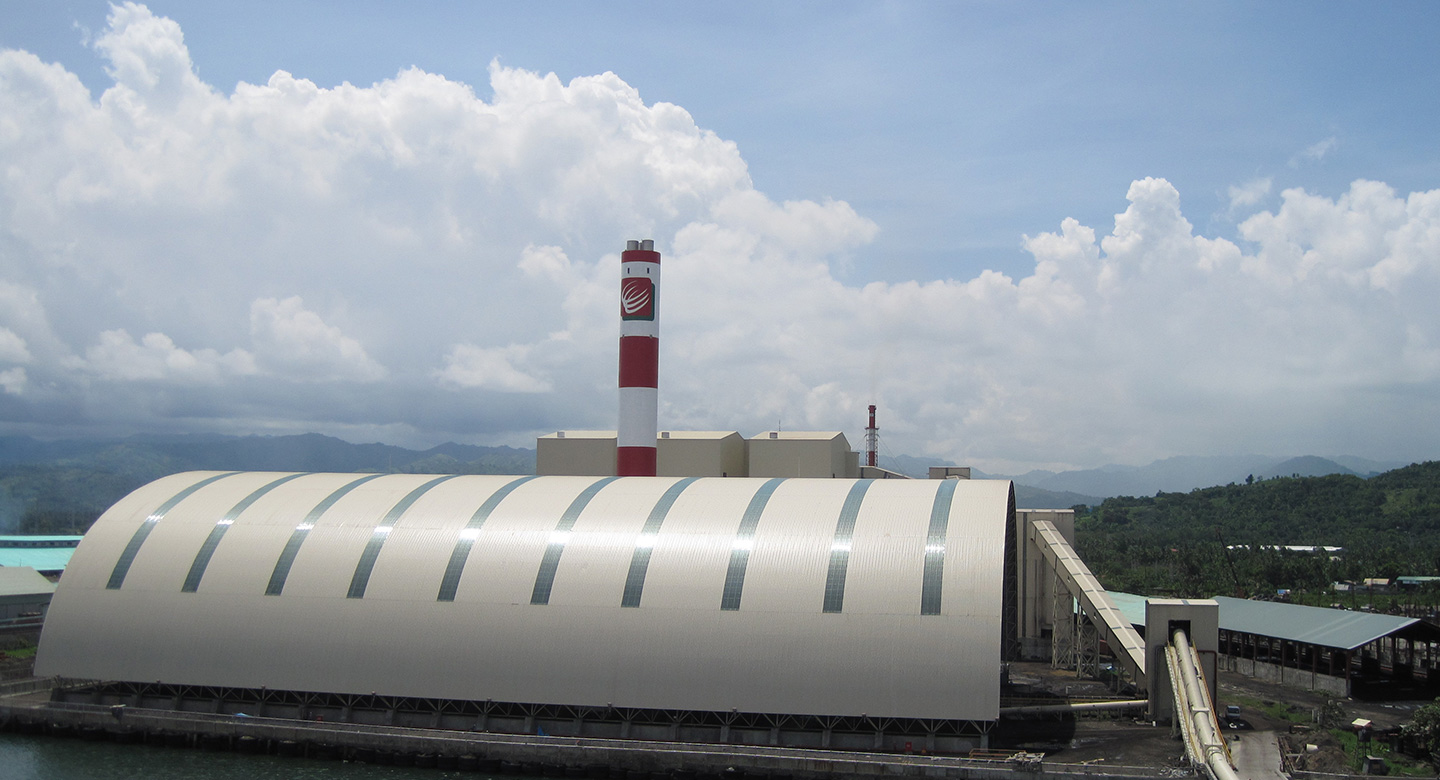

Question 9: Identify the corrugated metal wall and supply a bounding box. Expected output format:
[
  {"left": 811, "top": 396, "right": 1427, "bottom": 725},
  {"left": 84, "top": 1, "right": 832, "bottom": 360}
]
[{"left": 38, "top": 473, "right": 1014, "bottom": 722}]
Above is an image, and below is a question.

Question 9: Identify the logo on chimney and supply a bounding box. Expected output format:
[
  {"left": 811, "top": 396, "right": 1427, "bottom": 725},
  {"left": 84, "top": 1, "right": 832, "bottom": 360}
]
[{"left": 621, "top": 277, "right": 655, "bottom": 320}]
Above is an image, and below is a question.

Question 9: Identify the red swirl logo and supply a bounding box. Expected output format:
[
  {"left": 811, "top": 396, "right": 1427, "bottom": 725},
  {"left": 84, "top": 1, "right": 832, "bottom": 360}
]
[{"left": 621, "top": 277, "right": 654, "bottom": 320}]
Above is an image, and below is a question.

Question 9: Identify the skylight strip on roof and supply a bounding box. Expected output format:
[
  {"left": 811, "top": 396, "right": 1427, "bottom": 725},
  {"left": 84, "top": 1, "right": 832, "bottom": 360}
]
[
  {"left": 822, "top": 480, "right": 873, "bottom": 614},
  {"left": 347, "top": 475, "right": 460, "bottom": 600},
  {"left": 436, "top": 475, "right": 538, "bottom": 602},
  {"left": 719, "top": 478, "right": 786, "bottom": 611},
  {"left": 620, "top": 477, "right": 698, "bottom": 608},
  {"left": 530, "top": 477, "right": 619, "bottom": 606},
  {"left": 106, "top": 472, "right": 243, "bottom": 591},
  {"left": 265, "top": 473, "right": 386, "bottom": 596},
  {"left": 920, "top": 478, "right": 959, "bottom": 615},
  {"left": 181, "top": 473, "right": 308, "bottom": 593}
]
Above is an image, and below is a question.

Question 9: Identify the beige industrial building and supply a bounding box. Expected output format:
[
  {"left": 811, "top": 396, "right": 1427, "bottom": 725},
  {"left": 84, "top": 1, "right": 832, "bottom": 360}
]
[{"left": 538, "top": 430, "right": 859, "bottom": 479}]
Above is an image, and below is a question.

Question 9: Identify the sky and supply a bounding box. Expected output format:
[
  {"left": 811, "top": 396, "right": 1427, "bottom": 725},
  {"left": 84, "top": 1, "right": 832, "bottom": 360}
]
[{"left": 0, "top": 1, "right": 1438, "bottom": 473}]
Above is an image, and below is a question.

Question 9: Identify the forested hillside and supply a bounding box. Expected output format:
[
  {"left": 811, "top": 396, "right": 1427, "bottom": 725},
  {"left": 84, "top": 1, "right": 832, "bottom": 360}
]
[
  {"left": 4, "top": 431, "right": 1436, "bottom": 598},
  {"left": 1075, "top": 461, "right": 1440, "bottom": 597},
  {"left": 0, "top": 434, "right": 536, "bottom": 535}
]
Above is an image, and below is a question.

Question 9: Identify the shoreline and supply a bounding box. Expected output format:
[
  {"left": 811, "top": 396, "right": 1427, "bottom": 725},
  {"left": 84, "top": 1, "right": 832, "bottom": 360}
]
[{"left": 1, "top": 678, "right": 1170, "bottom": 780}]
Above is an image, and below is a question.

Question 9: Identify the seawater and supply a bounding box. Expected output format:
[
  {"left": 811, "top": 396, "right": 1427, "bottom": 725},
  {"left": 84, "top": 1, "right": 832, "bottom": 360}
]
[{"left": 0, "top": 731, "right": 498, "bottom": 780}]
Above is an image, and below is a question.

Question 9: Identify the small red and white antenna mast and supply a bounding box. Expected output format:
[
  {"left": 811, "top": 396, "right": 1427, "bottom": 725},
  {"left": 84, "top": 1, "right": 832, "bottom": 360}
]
[{"left": 865, "top": 404, "right": 878, "bottom": 468}]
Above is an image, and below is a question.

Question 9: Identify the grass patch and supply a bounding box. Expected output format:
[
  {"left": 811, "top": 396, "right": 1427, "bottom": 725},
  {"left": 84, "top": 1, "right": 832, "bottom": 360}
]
[
  {"left": 0, "top": 637, "right": 37, "bottom": 660},
  {"left": 1334, "top": 729, "right": 1364, "bottom": 772},
  {"left": 1332, "top": 729, "right": 1437, "bottom": 777},
  {"left": 1227, "top": 693, "right": 1312, "bottom": 725}
]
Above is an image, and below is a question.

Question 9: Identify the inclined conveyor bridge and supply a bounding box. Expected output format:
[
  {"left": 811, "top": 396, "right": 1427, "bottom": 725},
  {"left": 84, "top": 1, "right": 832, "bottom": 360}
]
[
  {"left": 1029, "top": 518, "right": 1147, "bottom": 688},
  {"left": 1023, "top": 513, "right": 1245, "bottom": 780}
]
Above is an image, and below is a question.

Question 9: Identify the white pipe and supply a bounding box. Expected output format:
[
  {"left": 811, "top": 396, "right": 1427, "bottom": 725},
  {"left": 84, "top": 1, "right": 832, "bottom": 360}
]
[
  {"left": 1172, "top": 628, "right": 1240, "bottom": 780},
  {"left": 1165, "top": 644, "right": 1200, "bottom": 763},
  {"left": 998, "top": 699, "right": 1149, "bottom": 716}
]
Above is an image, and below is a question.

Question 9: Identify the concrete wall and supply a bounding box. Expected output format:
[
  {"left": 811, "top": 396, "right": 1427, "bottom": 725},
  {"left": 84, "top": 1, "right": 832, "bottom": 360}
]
[
  {"left": 2, "top": 691, "right": 1177, "bottom": 779},
  {"left": 1015, "top": 510, "right": 1075, "bottom": 650},
  {"left": 0, "top": 593, "right": 51, "bottom": 620},
  {"left": 1219, "top": 655, "right": 1349, "bottom": 697}
]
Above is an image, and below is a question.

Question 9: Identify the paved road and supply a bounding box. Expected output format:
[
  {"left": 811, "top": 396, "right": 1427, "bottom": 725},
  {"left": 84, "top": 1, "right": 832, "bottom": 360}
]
[{"left": 1229, "top": 730, "right": 1287, "bottom": 780}]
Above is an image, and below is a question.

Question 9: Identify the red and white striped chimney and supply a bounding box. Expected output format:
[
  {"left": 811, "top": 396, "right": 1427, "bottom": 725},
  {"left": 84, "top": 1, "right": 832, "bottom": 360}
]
[
  {"left": 866, "top": 404, "right": 878, "bottom": 468},
  {"left": 617, "top": 239, "right": 659, "bottom": 476}
]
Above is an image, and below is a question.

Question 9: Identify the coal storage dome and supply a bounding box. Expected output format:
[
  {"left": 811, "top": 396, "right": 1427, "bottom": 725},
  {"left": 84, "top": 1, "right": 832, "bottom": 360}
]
[{"left": 37, "top": 472, "right": 1015, "bottom": 725}]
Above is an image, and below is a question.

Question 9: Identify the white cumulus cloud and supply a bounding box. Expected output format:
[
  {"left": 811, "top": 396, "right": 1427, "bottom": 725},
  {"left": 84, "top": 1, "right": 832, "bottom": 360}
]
[
  {"left": 0, "top": 3, "right": 1436, "bottom": 469},
  {"left": 0, "top": 328, "right": 32, "bottom": 364},
  {"left": 0, "top": 368, "right": 27, "bottom": 396},
  {"left": 1227, "top": 177, "right": 1272, "bottom": 212},
  {"left": 83, "top": 329, "right": 256, "bottom": 383},
  {"left": 1289, "top": 136, "right": 1338, "bottom": 168},
  {"left": 249, "top": 297, "right": 386, "bottom": 383},
  {"left": 437, "top": 344, "right": 552, "bottom": 393}
]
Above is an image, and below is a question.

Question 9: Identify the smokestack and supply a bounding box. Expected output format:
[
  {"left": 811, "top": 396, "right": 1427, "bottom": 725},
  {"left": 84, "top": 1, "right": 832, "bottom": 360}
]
[
  {"left": 618, "top": 239, "right": 659, "bottom": 476},
  {"left": 865, "top": 404, "right": 878, "bottom": 468}
]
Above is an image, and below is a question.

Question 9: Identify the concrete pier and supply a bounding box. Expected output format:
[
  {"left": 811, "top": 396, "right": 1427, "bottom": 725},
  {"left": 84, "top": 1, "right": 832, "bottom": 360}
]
[{"left": 1, "top": 679, "right": 1177, "bottom": 780}]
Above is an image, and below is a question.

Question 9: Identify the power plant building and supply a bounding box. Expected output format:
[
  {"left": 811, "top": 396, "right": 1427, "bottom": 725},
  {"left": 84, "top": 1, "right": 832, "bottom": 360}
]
[
  {"left": 35, "top": 236, "right": 1037, "bottom": 751},
  {"left": 747, "top": 431, "right": 859, "bottom": 479},
  {"left": 656, "top": 431, "right": 747, "bottom": 478},
  {"left": 538, "top": 430, "right": 858, "bottom": 479},
  {"left": 37, "top": 470, "right": 1016, "bottom": 749}
]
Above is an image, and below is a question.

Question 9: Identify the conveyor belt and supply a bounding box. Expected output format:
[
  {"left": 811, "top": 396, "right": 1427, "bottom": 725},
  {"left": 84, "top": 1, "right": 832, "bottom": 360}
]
[
  {"left": 1030, "top": 520, "right": 1148, "bottom": 685},
  {"left": 1171, "top": 628, "right": 1240, "bottom": 780}
]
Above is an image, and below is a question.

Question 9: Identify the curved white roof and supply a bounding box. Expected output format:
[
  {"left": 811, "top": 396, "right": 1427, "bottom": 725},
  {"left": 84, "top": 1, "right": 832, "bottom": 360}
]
[{"left": 37, "top": 472, "right": 1013, "bottom": 722}]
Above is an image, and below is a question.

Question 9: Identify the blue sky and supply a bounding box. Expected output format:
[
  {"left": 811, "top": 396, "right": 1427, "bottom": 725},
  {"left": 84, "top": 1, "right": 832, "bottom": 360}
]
[
  {"left": 15, "top": 1, "right": 1438, "bottom": 282},
  {"left": 1, "top": 2, "right": 1438, "bottom": 471}
]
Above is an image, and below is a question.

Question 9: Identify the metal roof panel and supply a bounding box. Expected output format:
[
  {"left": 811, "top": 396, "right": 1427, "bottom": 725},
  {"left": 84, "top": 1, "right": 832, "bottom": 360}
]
[
  {"left": 38, "top": 473, "right": 1014, "bottom": 723},
  {"left": 1211, "top": 595, "right": 1422, "bottom": 650}
]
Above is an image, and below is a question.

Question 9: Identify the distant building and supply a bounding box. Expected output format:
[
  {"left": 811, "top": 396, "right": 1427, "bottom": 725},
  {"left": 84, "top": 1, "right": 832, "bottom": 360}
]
[
  {"left": 0, "top": 535, "right": 83, "bottom": 578},
  {"left": 1225, "top": 544, "right": 1343, "bottom": 556},
  {"left": 0, "top": 566, "right": 55, "bottom": 622},
  {"left": 1106, "top": 590, "right": 1440, "bottom": 698},
  {"left": 538, "top": 430, "right": 860, "bottom": 478},
  {"left": 535, "top": 430, "right": 619, "bottom": 476},
  {"left": 657, "top": 431, "right": 746, "bottom": 477},
  {"left": 746, "top": 431, "right": 857, "bottom": 479}
]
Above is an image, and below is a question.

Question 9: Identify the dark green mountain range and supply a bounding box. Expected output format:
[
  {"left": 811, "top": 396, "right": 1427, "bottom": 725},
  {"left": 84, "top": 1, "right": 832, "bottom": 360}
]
[{"left": 0, "top": 433, "right": 533, "bottom": 534}]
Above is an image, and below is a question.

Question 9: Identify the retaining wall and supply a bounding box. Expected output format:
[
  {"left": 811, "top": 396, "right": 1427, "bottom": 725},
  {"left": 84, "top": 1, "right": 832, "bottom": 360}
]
[
  {"left": 0, "top": 680, "right": 1178, "bottom": 780},
  {"left": 1220, "top": 656, "right": 1349, "bottom": 697}
]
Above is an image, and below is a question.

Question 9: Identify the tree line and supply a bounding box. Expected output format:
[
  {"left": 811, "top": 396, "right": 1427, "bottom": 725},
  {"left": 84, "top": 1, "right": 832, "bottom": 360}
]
[
  {"left": 1073, "top": 461, "right": 1440, "bottom": 598},
  {"left": 0, "top": 435, "right": 537, "bottom": 535}
]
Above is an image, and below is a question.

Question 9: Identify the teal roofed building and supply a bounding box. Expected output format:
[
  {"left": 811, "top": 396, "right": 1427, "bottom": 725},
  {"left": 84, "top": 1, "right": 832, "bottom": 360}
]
[{"left": 0, "top": 536, "right": 83, "bottom": 578}]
